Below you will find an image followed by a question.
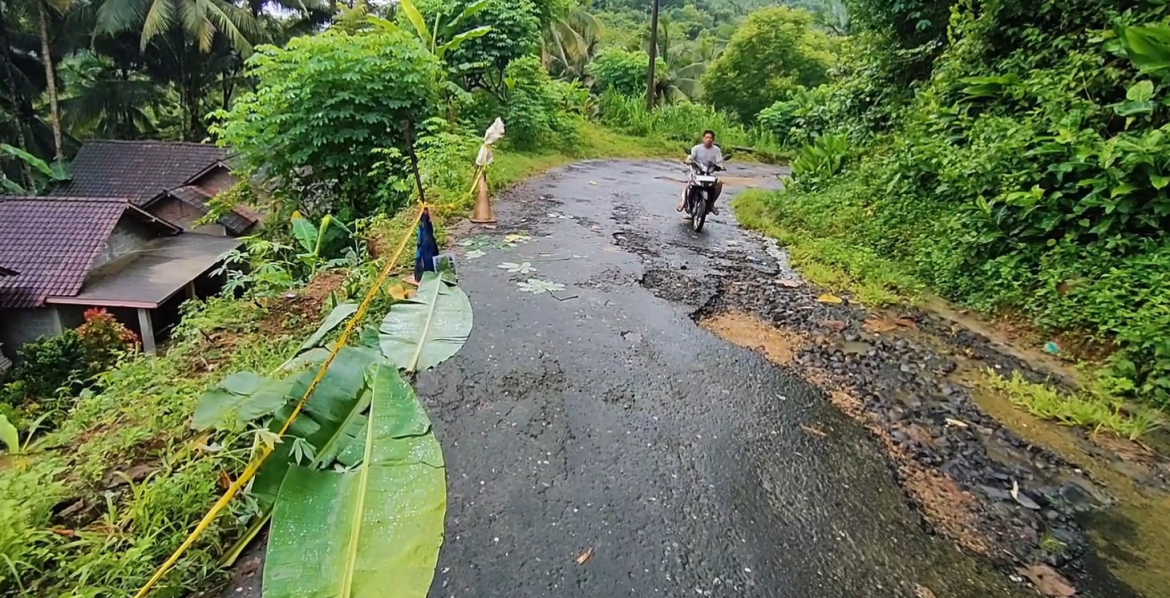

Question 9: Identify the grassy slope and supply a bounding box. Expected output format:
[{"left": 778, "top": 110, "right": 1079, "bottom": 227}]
[{"left": 0, "top": 123, "right": 668, "bottom": 598}]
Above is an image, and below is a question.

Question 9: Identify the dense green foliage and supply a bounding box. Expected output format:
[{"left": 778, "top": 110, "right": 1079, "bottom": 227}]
[
  {"left": 503, "top": 56, "right": 583, "bottom": 149},
  {"left": 747, "top": 0, "right": 1170, "bottom": 408},
  {"left": 701, "top": 6, "right": 835, "bottom": 121},
  {"left": 588, "top": 48, "right": 660, "bottom": 97},
  {"left": 211, "top": 28, "right": 443, "bottom": 218}
]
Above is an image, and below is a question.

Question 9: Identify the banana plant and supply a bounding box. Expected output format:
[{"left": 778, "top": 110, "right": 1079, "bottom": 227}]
[
  {"left": 379, "top": 272, "right": 473, "bottom": 373},
  {"left": 291, "top": 211, "right": 353, "bottom": 275},
  {"left": 1, "top": 143, "right": 69, "bottom": 194},
  {"left": 367, "top": 0, "right": 491, "bottom": 61}
]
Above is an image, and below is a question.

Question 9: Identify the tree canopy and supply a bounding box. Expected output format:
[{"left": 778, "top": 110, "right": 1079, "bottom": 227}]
[{"left": 700, "top": 5, "right": 835, "bottom": 121}]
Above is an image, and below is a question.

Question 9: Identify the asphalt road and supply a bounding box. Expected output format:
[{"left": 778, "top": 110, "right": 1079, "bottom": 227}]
[{"left": 414, "top": 160, "right": 1028, "bottom": 598}]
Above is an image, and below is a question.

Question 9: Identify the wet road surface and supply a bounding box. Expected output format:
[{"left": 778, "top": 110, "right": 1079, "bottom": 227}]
[{"left": 416, "top": 160, "right": 1028, "bottom": 598}]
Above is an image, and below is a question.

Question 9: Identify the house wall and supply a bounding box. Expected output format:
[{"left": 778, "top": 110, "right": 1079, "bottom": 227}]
[
  {"left": 0, "top": 307, "right": 64, "bottom": 356},
  {"left": 149, "top": 196, "right": 228, "bottom": 236},
  {"left": 192, "top": 167, "right": 237, "bottom": 196},
  {"left": 91, "top": 216, "right": 157, "bottom": 270}
]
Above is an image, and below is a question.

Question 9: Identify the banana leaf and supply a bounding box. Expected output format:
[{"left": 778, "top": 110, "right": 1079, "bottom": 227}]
[
  {"left": 379, "top": 272, "right": 473, "bottom": 372},
  {"left": 299, "top": 303, "right": 359, "bottom": 353},
  {"left": 192, "top": 372, "right": 297, "bottom": 432},
  {"left": 263, "top": 364, "right": 446, "bottom": 598},
  {"left": 250, "top": 346, "right": 383, "bottom": 510}
]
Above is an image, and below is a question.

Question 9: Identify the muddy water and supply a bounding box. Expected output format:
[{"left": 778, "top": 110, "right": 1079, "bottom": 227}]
[
  {"left": 964, "top": 376, "right": 1170, "bottom": 598},
  {"left": 918, "top": 303, "right": 1170, "bottom": 598}
]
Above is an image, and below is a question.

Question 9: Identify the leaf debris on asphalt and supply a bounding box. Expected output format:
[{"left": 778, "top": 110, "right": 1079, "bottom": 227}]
[
  {"left": 518, "top": 279, "right": 566, "bottom": 294},
  {"left": 576, "top": 547, "right": 594, "bottom": 564}
]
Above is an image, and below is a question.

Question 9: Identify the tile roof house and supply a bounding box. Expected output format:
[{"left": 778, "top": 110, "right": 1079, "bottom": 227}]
[
  {"left": 0, "top": 196, "right": 242, "bottom": 358},
  {"left": 50, "top": 140, "right": 260, "bottom": 236}
]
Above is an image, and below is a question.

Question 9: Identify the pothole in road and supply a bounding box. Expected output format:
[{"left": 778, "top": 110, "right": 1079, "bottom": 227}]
[
  {"left": 698, "top": 311, "right": 807, "bottom": 366},
  {"left": 640, "top": 268, "right": 712, "bottom": 306}
]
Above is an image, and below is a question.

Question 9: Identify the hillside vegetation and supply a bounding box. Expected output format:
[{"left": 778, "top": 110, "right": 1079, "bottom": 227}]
[{"left": 742, "top": 0, "right": 1170, "bottom": 412}]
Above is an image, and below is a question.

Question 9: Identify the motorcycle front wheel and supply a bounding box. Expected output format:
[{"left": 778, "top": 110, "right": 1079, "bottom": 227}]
[{"left": 689, "top": 188, "right": 708, "bottom": 232}]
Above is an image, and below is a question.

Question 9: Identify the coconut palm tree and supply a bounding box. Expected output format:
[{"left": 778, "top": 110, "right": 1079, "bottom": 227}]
[
  {"left": 650, "top": 17, "right": 719, "bottom": 102},
  {"left": 59, "top": 50, "right": 164, "bottom": 139},
  {"left": 542, "top": 2, "right": 602, "bottom": 81},
  {"left": 94, "top": 0, "right": 263, "bottom": 54}
]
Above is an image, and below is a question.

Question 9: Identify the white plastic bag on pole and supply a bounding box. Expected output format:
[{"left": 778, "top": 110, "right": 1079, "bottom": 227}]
[{"left": 476, "top": 118, "right": 506, "bottom": 167}]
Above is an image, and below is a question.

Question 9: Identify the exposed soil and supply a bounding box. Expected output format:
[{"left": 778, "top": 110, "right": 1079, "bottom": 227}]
[
  {"left": 698, "top": 312, "right": 806, "bottom": 366},
  {"left": 684, "top": 233, "right": 1170, "bottom": 598}
]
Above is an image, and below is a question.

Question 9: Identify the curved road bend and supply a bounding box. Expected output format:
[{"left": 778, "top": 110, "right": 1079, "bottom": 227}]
[{"left": 417, "top": 160, "right": 1028, "bottom": 598}]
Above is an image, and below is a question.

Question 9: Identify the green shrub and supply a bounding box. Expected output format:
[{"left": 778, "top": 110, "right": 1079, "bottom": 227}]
[
  {"left": 6, "top": 330, "right": 89, "bottom": 411},
  {"left": 211, "top": 28, "right": 443, "bottom": 219},
  {"left": 587, "top": 48, "right": 664, "bottom": 98},
  {"left": 791, "top": 133, "right": 849, "bottom": 186},
  {"left": 435, "top": 0, "right": 542, "bottom": 93},
  {"left": 503, "top": 56, "right": 581, "bottom": 150},
  {"left": 596, "top": 91, "right": 780, "bottom": 153},
  {"left": 700, "top": 5, "right": 836, "bottom": 122}
]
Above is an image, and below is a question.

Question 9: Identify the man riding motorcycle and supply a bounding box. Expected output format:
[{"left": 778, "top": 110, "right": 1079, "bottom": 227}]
[{"left": 677, "top": 129, "right": 724, "bottom": 217}]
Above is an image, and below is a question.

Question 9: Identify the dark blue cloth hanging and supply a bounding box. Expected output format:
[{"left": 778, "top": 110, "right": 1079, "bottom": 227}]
[{"left": 414, "top": 208, "right": 440, "bottom": 282}]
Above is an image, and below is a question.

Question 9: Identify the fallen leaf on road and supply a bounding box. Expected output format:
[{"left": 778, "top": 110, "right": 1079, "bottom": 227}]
[
  {"left": 589, "top": 181, "right": 598, "bottom": 186},
  {"left": 944, "top": 418, "right": 969, "bottom": 428},
  {"left": 518, "top": 279, "right": 566, "bottom": 295},
  {"left": 801, "top": 424, "right": 828, "bottom": 438},
  {"left": 776, "top": 279, "right": 802, "bottom": 288},
  {"left": 820, "top": 319, "right": 847, "bottom": 332},
  {"left": 1018, "top": 564, "right": 1077, "bottom": 597},
  {"left": 915, "top": 584, "right": 937, "bottom": 598},
  {"left": 863, "top": 317, "right": 899, "bottom": 333},
  {"left": 576, "top": 547, "right": 594, "bottom": 564},
  {"left": 894, "top": 317, "right": 918, "bottom": 328},
  {"left": 817, "top": 293, "right": 843, "bottom": 304},
  {"left": 498, "top": 261, "right": 536, "bottom": 274}
]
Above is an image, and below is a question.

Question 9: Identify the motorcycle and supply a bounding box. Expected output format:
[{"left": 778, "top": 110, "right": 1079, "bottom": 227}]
[{"left": 682, "top": 157, "right": 727, "bottom": 232}]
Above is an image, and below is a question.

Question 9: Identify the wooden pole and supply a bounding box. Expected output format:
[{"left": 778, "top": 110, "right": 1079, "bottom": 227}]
[{"left": 646, "top": 0, "right": 660, "bottom": 110}]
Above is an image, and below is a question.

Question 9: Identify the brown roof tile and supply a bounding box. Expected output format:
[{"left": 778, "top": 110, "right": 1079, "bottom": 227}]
[
  {"left": 0, "top": 197, "right": 129, "bottom": 308},
  {"left": 166, "top": 186, "right": 256, "bottom": 235},
  {"left": 51, "top": 140, "right": 230, "bottom": 206}
]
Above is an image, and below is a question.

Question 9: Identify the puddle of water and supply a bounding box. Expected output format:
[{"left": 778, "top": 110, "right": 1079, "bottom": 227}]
[
  {"left": 698, "top": 311, "right": 806, "bottom": 365},
  {"left": 922, "top": 299, "right": 1083, "bottom": 389},
  {"left": 961, "top": 370, "right": 1170, "bottom": 598}
]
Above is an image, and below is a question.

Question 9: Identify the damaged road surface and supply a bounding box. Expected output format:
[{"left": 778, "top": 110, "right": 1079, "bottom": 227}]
[{"left": 418, "top": 160, "right": 1029, "bottom": 598}]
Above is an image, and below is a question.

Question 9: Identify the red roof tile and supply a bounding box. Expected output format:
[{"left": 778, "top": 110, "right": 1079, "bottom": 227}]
[
  {"left": 51, "top": 140, "right": 230, "bottom": 206},
  {"left": 0, "top": 197, "right": 128, "bottom": 308}
]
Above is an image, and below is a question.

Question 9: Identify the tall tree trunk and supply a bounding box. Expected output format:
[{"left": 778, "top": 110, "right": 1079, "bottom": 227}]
[
  {"left": 0, "top": 4, "right": 34, "bottom": 188},
  {"left": 36, "top": 0, "right": 64, "bottom": 162}
]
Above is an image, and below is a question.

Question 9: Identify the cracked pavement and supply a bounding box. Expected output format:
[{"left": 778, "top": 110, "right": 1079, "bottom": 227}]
[{"left": 415, "top": 160, "right": 1029, "bottom": 598}]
